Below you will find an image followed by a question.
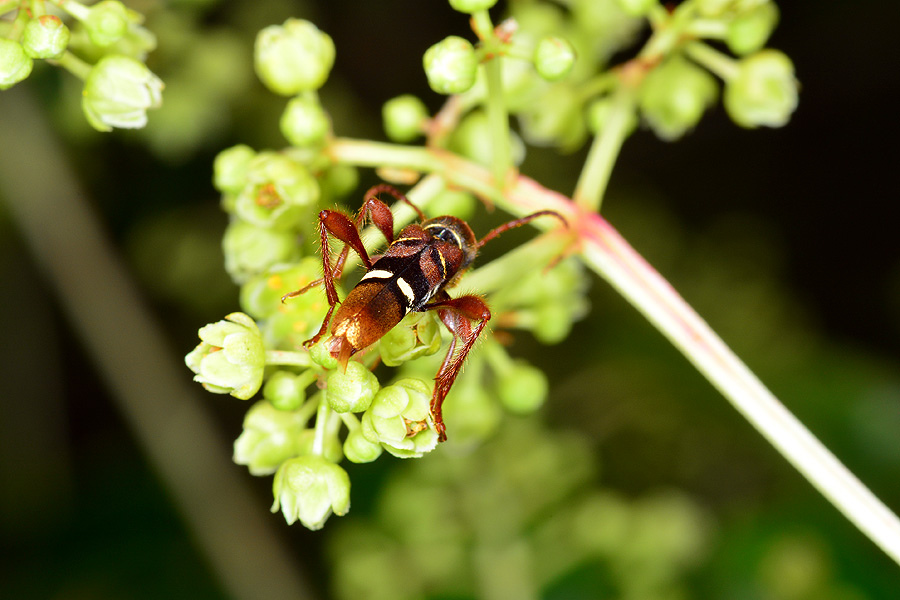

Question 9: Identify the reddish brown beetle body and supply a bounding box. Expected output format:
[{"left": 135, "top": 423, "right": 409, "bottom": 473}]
[{"left": 285, "top": 185, "right": 564, "bottom": 441}]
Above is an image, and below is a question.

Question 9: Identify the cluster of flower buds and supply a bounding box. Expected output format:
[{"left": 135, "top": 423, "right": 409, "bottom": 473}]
[
  {"left": 1, "top": 0, "right": 162, "bottom": 131},
  {"left": 389, "top": 0, "right": 795, "bottom": 155}
]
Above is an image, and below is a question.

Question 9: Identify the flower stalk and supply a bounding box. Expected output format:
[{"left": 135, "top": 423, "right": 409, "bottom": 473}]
[{"left": 328, "top": 135, "right": 900, "bottom": 566}]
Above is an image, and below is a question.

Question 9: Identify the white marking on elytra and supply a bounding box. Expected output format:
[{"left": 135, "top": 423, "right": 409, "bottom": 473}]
[
  {"left": 360, "top": 269, "right": 393, "bottom": 281},
  {"left": 396, "top": 277, "right": 416, "bottom": 306}
]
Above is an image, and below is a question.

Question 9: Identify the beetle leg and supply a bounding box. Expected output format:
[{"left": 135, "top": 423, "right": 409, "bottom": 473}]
[{"left": 423, "top": 293, "right": 492, "bottom": 442}]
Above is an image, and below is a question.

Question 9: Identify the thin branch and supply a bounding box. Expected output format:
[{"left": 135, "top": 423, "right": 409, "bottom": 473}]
[{"left": 329, "top": 137, "right": 900, "bottom": 566}]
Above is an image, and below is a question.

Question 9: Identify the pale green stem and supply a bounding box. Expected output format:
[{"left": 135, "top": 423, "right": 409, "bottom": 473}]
[
  {"left": 265, "top": 350, "right": 313, "bottom": 368},
  {"left": 686, "top": 18, "right": 729, "bottom": 39},
  {"left": 339, "top": 412, "right": 362, "bottom": 433},
  {"left": 572, "top": 87, "right": 635, "bottom": 212},
  {"left": 327, "top": 138, "right": 900, "bottom": 565},
  {"left": 684, "top": 41, "right": 740, "bottom": 80},
  {"left": 53, "top": 50, "right": 93, "bottom": 80},
  {"left": 312, "top": 396, "right": 331, "bottom": 456},
  {"left": 51, "top": 0, "right": 89, "bottom": 21}
]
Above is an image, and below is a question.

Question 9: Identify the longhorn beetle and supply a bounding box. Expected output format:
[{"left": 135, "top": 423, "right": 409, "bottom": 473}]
[{"left": 284, "top": 184, "right": 566, "bottom": 441}]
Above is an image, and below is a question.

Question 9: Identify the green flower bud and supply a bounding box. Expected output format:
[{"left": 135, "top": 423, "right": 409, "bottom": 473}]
[
  {"left": 448, "top": 0, "right": 498, "bottom": 13},
  {"left": 213, "top": 144, "right": 256, "bottom": 195},
  {"left": 382, "top": 94, "right": 429, "bottom": 142},
  {"left": 587, "top": 96, "right": 638, "bottom": 136},
  {"left": 318, "top": 163, "right": 359, "bottom": 200},
  {"left": 240, "top": 258, "right": 325, "bottom": 318},
  {"left": 427, "top": 189, "right": 477, "bottom": 221},
  {"left": 83, "top": 0, "right": 135, "bottom": 48},
  {"left": 185, "top": 312, "right": 265, "bottom": 400},
  {"left": 724, "top": 50, "right": 798, "bottom": 128},
  {"left": 379, "top": 312, "right": 442, "bottom": 367},
  {"left": 726, "top": 2, "right": 780, "bottom": 56},
  {"left": 423, "top": 36, "right": 478, "bottom": 95},
  {"left": 613, "top": 0, "right": 656, "bottom": 17},
  {"left": 440, "top": 374, "right": 501, "bottom": 442},
  {"left": 233, "top": 152, "right": 319, "bottom": 229},
  {"left": 361, "top": 378, "right": 438, "bottom": 457},
  {"left": 496, "top": 361, "right": 548, "bottom": 414},
  {"left": 82, "top": 54, "right": 163, "bottom": 132},
  {"left": 21, "top": 15, "right": 71, "bottom": 60},
  {"left": 263, "top": 370, "right": 317, "bottom": 411},
  {"left": 533, "top": 36, "right": 576, "bottom": 81},
  {"left": 309, "top": 338, "right": 340, "bottom": 370},
  {"left": 518, "top": 84, "right": 586, "bottom": 149},
  {"left": 0, "top": 39, "right": 34, "bottom": 89},
  {"left": 343, "top": 427, "right": 383, "bottom": 463},
  {"left": 639, "top": 55, "right": 718, "bottom": 141},
  {"left": 532, "top": 302, "right": 580, "bottom": 344},
  {"left": 233, "top": 400, "right": 310, "bottom": 475},
  {"left": 271, "top": 455, "right": 350, "bottom": 530},
  {"left": 326, "top": 362, "right": 380, "bottom": 413},
  {"left": 280, "top": 95, "right": 330, "bottom": 147},
  {"left": 255, "top": 19, "right": 335, "bottom": 96},
  {"left": 449, "top": 110, "right": 526, "bottom": 167},
  {"left": 222, "top": 219, "right": 299, "bottom": 284}
]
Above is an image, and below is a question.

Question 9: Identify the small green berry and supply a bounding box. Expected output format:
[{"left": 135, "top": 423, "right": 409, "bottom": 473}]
[
  {"left": 423, "top": 36, "right": 478, "bottom": 95},
  {"left": 448, "top": 0, "right": 498, "bottom": 13},
  {"left": 326, "top": 362, "right": 380, "bottom": 413},
  {"left": 0, "top": 39, "right": 34, "bottom": 89},
  {"left": 382, "top": 94, "right": 429, "bottom": 142},
  {"left": 280, "top": 95, "right": 330, "bottom": 147},
  {"left": 185, "top": 312, "right": 266, "bottom": 400},
  {"left": 724, "top": 50, "right": 797, "bottom": 128},
  {"left": 727, "top": 2, "right": 780, "bottom": 56},
  {"left": 533, "top": 36, "right": 576, "bottom": 81},
  {"left": 271, "top": 455, "right": 350, "bottom": 530},
  {"left": 233, "top": 400, "right": 309, "bottom": 475},
  {"left": 22, "top": 15, "right": 71, "bottom": 60},
  {"left": 213, "top": 144, "right": 256, "bottom": 194},
  {"left": 82, "top": 54, "right": 164, "bottom": 132},
  {"left": 639, "top": 55, "right": 718, "bottom": 141},
  {"left": 255, "top": 19, "right": 335, "bottom": 96}
]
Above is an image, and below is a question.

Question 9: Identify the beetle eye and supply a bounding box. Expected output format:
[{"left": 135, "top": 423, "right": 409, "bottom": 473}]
[{"left": 431, "top": 227, "right": 456, "bottom": 243}]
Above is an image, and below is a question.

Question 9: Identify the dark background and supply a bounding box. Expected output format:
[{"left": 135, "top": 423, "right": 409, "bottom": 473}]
[{"left": 2, "top": 1, "right": 899, "bottom": 598}]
